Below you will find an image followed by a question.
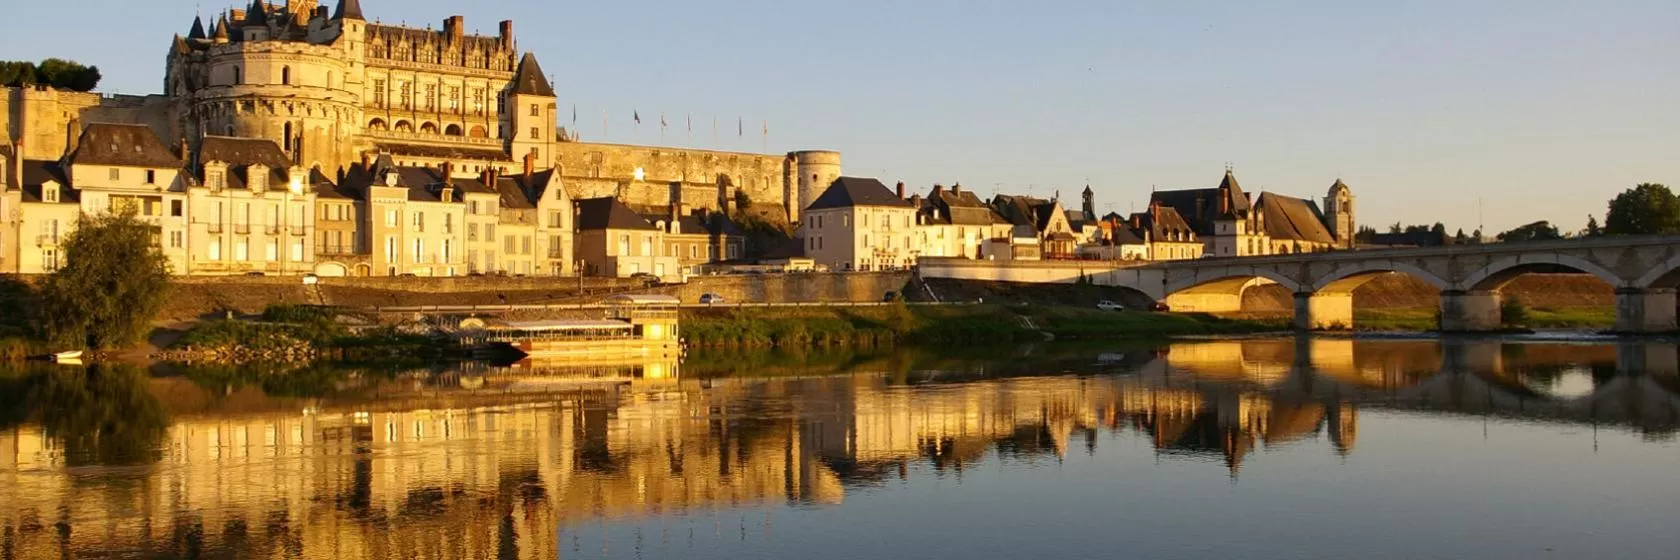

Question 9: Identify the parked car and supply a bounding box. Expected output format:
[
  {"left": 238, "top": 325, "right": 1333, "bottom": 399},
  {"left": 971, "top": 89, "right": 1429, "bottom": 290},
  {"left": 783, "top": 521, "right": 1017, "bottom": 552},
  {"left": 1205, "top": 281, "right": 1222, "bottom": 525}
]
[
  {"left": 1151, "top": 301, "right": 1171, "bottom": 312},
  {"left": 629, "top": 272, "right": 659, "bottom": 284},
  {"left": 699, "top": 293, "right": 725, "bottom": 304},
  {"left": 882, "top": 291, "right": 900, "bottom": 302},
  {"left": 1096, "top": 300, "right": 1125, "bottom": 312}
]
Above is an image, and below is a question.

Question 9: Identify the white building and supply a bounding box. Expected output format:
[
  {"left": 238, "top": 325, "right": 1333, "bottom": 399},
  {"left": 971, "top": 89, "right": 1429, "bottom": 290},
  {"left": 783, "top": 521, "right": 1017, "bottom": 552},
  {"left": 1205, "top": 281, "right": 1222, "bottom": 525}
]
[{"left": 800, "top": 177, "right": 918, "bottom": 272}]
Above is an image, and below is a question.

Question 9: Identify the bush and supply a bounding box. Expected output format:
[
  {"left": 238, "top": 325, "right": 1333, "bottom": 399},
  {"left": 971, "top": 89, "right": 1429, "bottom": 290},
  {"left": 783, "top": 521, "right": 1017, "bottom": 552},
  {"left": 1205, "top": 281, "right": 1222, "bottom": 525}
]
[
  {"left": 1501, "top": 296, "right": 1530, "bottom": 327},
  {"left": 38, "top": 210, "right": 172, "bottom": 349}
]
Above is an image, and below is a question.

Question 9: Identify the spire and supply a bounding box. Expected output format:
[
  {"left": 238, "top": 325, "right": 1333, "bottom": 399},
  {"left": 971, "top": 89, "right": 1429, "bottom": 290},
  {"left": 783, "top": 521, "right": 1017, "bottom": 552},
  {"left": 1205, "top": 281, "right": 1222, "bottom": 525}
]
[
  {"left": 244, "top": 0, "right": 268, "bottom": 27},
  {"left": 1082, "top": 184, "right": 1094, "bottom": 196},
  {"left": 510, "top": 53, "right": 556, "bottom": 97},
  {"left": 333, "top": 0, "right": 364, "bottom": 20},
  {"left": 213, "top": 15, "right": 230, "bottom": 42},
  {"left": 188, "top": 16, "right": 207, "bottom": 40},
  {"left": 172, "top": 34, "right": 191, "bottom": 55}
]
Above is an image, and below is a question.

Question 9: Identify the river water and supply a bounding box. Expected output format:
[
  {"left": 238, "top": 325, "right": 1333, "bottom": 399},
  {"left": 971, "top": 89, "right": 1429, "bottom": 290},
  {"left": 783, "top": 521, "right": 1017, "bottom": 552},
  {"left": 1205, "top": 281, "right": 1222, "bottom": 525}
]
[{"left": 2, "top": 337, "right": 1678, "bottom": 559}]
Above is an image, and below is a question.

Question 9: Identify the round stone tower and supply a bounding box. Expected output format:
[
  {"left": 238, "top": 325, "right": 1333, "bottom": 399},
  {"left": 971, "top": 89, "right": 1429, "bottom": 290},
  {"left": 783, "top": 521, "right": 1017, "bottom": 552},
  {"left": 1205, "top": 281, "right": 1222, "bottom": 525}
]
[{"left": 787, "top": 150, "right": 841, "bottom": 223}]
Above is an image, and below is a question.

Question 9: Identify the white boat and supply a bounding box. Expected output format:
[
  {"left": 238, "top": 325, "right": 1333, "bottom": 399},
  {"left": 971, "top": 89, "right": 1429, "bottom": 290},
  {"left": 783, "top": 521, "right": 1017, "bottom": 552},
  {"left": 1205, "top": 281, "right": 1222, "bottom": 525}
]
[{"left": 50, "top": 350, "right": 83, "bottom": 362}]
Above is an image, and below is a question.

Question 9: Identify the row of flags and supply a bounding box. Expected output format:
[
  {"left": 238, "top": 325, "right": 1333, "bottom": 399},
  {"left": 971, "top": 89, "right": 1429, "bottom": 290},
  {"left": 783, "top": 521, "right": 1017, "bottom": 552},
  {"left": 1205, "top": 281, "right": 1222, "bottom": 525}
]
[{"left": 572, "top": 105, "right": 767, "bottom": 140}]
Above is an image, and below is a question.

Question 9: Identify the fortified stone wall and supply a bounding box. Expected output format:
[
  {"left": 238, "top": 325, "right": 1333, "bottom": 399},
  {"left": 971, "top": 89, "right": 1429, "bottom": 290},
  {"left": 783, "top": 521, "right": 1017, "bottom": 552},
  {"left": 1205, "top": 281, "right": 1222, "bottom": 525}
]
[
  {"left": 1, "top": 87, "right": 175, "bottom": 159},
  {"left": 553, "top": 142, "right": 788, "bottom": 212}
]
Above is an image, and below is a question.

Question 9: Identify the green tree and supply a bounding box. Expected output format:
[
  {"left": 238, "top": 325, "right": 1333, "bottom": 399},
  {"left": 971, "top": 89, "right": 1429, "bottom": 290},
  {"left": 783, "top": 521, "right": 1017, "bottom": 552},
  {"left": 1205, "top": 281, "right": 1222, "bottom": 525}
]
[
  {"left": 1604, "top": 183, "right": 1680, "bottom": 235},
  {"left": 1496, "top": 220, "right": 1563, "bottom": 243},
  {"left": 0, "top": 58, "right": 100, "bottom": 91},
  {"left": 38, "top": 210, "right": 172, "bottom": 349},
  {"left": 1585, "top": 214, "right": 1601, "bottom": 237},
  {"left": 1454, "top": 228, "right": 1468, "bottom": 244}
]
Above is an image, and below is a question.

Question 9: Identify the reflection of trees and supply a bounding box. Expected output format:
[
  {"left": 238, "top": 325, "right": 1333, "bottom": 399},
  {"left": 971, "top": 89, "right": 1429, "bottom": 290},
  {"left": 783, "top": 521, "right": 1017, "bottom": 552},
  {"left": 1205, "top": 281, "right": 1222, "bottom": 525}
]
[
  {"left": 35, "top": 364, "right": 169, "bottom": 467},
  {"left": 180, "top": 362, "right": 366, "bottom": 399}
]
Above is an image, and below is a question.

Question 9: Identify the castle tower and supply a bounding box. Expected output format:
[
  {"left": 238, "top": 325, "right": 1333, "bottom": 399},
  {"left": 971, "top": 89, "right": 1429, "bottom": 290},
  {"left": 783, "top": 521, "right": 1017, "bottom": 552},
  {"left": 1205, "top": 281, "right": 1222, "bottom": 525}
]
[
  {"left": 1325, "top": 179, "right": 1354, "bottom": 249},
  {"left": 788, "top": 150, "right": 841, "bottom": 223},
  {"left": 506, "top": 53, "right": 556, "bottom": 170},
  {"left": 1081, "top": 185, "right": 1095, "bottom": 219}
]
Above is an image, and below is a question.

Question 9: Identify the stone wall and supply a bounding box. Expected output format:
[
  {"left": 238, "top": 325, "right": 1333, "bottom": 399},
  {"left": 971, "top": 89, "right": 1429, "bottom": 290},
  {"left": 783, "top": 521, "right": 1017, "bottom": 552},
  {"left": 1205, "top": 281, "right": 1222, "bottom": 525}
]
[
  {"left": 1, "top": 87, "right": 175, "bottom": 159},
  {"left": 671, "top": 272, "right": 911, "bottom": 304},
  {"left": 552, "top": 142, "right": 790, "bottom": 213}
]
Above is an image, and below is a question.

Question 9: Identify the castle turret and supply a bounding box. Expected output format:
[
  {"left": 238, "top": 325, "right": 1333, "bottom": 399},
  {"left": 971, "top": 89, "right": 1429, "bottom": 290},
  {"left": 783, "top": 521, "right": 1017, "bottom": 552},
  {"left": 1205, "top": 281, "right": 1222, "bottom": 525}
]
[
  {"left": 788, "top": 150, "right": 841, "bottom": 223},
  {"left": 506, "top": 53, "right": 556, "bottom": 169},
  {"left": 333, "top": 0, "right": 363, "bottom": 20}
]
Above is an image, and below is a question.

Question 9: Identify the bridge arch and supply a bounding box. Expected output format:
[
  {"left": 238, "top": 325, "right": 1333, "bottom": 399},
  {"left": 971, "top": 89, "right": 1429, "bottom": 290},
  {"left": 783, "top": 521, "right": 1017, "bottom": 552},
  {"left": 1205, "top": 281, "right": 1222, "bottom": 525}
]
[
  {"left": 1310, "top": 261, "right": 1451, "bottom": 294},
  {"left": 1634, "top": 253, "right": 1680, "bottom": 290},
  {"left": 1162, "top": 271, "right": 1302, "bottom": 314},
  {"left": 1458, "top": 253, "right": 1627, "bottom": 292},
  {"left": 1164, "top": 269, "right": 1303, "bottom": 297}
]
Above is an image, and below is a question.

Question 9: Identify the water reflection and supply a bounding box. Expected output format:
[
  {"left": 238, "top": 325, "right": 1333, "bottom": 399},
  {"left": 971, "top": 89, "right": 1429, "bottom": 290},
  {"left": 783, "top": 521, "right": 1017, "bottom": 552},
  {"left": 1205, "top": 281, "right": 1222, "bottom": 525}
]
[{"left": 0, "top": 338, "right": 1677, "bottom": 558}]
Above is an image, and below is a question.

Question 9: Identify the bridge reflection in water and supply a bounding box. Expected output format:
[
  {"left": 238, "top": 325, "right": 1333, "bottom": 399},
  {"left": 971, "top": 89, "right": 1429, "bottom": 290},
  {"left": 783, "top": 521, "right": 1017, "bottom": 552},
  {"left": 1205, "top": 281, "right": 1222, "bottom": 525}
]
[{"left": 1, "top": 338, "right": 1677, "bottom": 558}]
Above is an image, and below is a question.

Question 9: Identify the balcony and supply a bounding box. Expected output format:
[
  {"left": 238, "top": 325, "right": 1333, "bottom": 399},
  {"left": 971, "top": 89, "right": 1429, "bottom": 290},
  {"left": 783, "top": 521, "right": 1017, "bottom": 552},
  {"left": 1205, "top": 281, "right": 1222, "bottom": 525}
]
[
  {"left": 317, "top": 244, "right": 361, "bottom": 256},
  {"left": 206, "top": 223, "right": 224, "bottom": 234},
  {"left": 291, "top": 227, "right": 310, "bottom": 237},
  {"left": 36, "top": 235, "right": 60, "bottom": 247},
  {"left": 234, "top": 224, "right": 251, "bottom": 235},
  {"left": 264, "top": 225, "right": 282, "bottom": 235}
]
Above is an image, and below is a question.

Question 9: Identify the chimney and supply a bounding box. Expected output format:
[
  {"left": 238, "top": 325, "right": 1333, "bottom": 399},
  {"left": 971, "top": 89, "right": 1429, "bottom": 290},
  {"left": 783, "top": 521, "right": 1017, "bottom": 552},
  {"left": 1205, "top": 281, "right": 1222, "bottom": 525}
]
[
  {"left": 670, "top": 201, "right": 682, "bottom": 228},
  {"left": 522, "top": 151, "right": 534, "bottom": 180},
  {"left": 480, "top": 165, "right": 493, "bottom": 188},
  {"left": 444, "top": 15, "right": 464, "bottom": 42},
  {"left": 1219, "top": 188, "right": 1230, "bottom": 216},
  {"left": 64, "top": 119, "right": 81, "bottom": 160},
  {"left": 8, "top": 139, "right": 21, "bottom": 188},
  {"left": 441, "top": 161, "right": 453, "bottom": 183},
  {"left": 360, "top": 152, "right": 370, "bottom": 172},
  {"left": 177, "top": 137, "right": 189, "bottom": 161},
  {"left": 896, "top": 181, "right": 906, "bottom": 200},
  {"left": 1131, "top": 214, "right": 1141, "bottom": 229},
  {"left": 932, "top": 184, "right": 944, "bottom": 197},
  {"left": 1194, "top": 194, "right": 1204, "bottom": 221},
  {"left": 1151, "top": 200, "right": 1160, "bottom": 224},
  {"left": 498, "top": 20, "right": 514, "bottom": 49},
  {"left": 951, "top": 183, "right": 962, "bottom": 195}
]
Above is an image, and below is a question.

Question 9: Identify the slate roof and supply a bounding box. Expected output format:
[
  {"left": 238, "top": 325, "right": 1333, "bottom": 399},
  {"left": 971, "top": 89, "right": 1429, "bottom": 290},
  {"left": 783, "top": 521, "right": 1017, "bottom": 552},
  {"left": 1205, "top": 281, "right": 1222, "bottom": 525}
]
[
  {"left": 511, "top": 53, "right": 556, "bottom": 97},
  {"left": 1109, "top": 224, "right": 1146, "bottom": 245},
  {"left": 71, "top": 124, "right": 184, "bottom": 168},
  {"left": 494, "top": 178, "right": 537, "bottom": 210},
  {"left": 1149, "top": 170, "right": 1254, "bottom": 234},
  {"left": 921, "top": 185, "right": 1006, "bottom": 226},
  {"left": 1132, "top": 205, "right": 1197, "bottom": 242},
  {"left": 197, "top": 136, "right": 293, "bottom": 189},
  {"left": 1254, "top": 192, "right": 1335, "bottom": 244},
  {"left": 18, "top": 160, "right": 77, "bottom": 204},
  {"left": 334, "top": 0, "right": 363, "bottom": 20},
  {"left": 311, "top": 168, "right": 360, "bottom": 200},
  {"left": 990, "top": 194, "right": 1053, "bottom": 233},
  {"left": 806, "top": 177, "right": 913, "bottom": 211},
  {"left": 576, "top": 197, "right": 656, "bottom": 230}
]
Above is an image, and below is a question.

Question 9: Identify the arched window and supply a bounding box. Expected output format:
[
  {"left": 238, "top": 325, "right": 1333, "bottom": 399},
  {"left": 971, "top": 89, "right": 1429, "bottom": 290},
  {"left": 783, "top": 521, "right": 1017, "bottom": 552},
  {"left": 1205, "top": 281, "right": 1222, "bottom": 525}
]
[
  {"left": 444, "top": 124, "right": 463, "bottom": 136},
  {"left": 282, "top": 66, "right": 291, "bottom": 85},
  {"left": 232, "top": 65, "right": 242, "bottom": 85},
  {"left": 420, "top": 122, "right": 438, "bottom": 135},
  {"left": 394, "top": 120, "right": 414, "bottom": 133},
  {"left": 368, "top": 118, "right": 388, "bottom": 131},
  {"left": 327, "top": 71, "right": 334, "bottom": 89},
  {"left": 283, "top": 122, "right": 294, "bottom": 152},
  {"left": 468, "top": 125, "right": 487, "bottom": 138}
]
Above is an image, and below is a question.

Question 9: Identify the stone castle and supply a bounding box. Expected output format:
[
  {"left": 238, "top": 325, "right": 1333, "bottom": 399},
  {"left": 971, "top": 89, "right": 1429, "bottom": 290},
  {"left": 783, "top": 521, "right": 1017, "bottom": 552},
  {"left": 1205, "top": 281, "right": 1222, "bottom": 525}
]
[{"left": 0, "top": 0, "right": 841, "bottom": 221}]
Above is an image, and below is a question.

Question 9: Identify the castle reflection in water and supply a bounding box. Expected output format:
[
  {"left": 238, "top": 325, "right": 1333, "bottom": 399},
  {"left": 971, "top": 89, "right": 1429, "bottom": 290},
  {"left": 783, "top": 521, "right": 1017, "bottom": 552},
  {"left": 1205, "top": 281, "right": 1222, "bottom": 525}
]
[{"left": 2, "top": 338, "right": 1677, "bottom": 558}]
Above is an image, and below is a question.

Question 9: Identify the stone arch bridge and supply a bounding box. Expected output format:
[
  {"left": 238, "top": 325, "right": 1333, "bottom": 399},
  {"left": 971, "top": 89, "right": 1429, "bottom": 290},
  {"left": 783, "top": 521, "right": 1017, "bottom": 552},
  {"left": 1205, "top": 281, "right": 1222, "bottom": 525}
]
[{"left": 919, "top": 235, "right": 1680, "bottom": 332}]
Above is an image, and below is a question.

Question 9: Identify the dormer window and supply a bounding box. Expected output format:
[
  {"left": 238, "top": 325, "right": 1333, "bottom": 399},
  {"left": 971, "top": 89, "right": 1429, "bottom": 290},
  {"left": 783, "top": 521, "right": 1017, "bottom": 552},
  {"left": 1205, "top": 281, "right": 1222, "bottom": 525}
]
[
  {"left": 108, "top": 168, "right": 119, "bottom": 181},
  {"left": 207, "top": 171, "right": 225, "bottom": 190},
  {"left": 43, "top": 183, "right": 59, "bottom": 203},
  {"left": 145, "top": 170, "right": 156, "bottom": 184}
]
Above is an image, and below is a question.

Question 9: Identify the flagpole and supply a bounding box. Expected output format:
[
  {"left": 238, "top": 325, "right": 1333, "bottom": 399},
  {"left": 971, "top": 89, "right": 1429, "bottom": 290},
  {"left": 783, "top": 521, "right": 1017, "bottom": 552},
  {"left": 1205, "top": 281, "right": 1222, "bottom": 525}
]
[
  {"left": 686, "top": 113, "right": 692, "bottom": 146},
  {"left": 762, "top": 120, "right": 767, "bottom": 154}
]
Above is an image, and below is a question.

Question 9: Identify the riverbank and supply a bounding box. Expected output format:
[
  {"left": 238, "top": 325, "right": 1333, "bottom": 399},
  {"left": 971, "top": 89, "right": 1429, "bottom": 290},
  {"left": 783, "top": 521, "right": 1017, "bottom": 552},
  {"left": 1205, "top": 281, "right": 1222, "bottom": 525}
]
[
  {"left": 679, "top": 304, "right": 1287, "bottom": 349},
  {"left": 158, "top": 305, "right": 440, "bottom": 365}
]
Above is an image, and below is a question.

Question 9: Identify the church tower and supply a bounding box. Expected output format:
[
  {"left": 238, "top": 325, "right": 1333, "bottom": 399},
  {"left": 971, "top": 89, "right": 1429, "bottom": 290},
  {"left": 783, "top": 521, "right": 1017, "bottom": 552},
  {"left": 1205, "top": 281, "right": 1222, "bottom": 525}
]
[
  {"left": 1325, "top": 179, "right": 1355, "bottom": 249},
  {"left": 507, "top": 53, "right": 557, "bottom": 171},
  {"left": 1081, "top": 185, "right": 1095, "bottom": 220}
]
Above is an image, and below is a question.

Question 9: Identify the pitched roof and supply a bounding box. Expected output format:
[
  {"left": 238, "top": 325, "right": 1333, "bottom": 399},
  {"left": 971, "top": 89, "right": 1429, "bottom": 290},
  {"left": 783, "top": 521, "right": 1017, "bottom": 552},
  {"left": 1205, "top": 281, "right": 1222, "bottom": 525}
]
[
  {"left": 198, "top": 136, "right": 290, "bottom": 168},
  {"left": 188, "top": 16, "right": 207, "bottom": 40},
  {"left": 1133, "top": 205, "right": 1197, "bottom": 242},
  {"left": 576, "top": 197, "right": 656, "bottom": 230},
  {"left": 244, "top": 0, "right": 268, "bottom": 26},
  {"left": 922, "top": 185, "right": 1003, "bottom": 226},
  {"left": 1109, "top": 224, "right": 1146, "bottom": 245},
  {"left": 310, "top": 168, "right": 359, "bottom": 200},
  {"left": 18, "top": 160, "right": 76, "bottom": 204},
  {"left": 494, "top": 177, "right": 536, "bottom": 210},
  {"left": 333, "top": 0, "right": 363, "bottom": 20},
  {"left": 1254, "top": 192, "right": 1335, "bottom": 244},
  {"left": 806, "top": 177, "right": 912, "bottom": 211},
  {"left": 511, "top": 53, "right": 556, "bottom": 97},
  {"left": 71, "top": 124, "right": 184, "bottom": 168}
]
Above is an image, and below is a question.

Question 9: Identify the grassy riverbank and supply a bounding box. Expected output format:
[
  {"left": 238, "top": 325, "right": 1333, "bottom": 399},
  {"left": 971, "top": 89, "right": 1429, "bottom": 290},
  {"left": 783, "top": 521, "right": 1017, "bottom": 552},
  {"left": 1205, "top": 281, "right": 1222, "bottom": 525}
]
[
  {"left": 1353, "top": 306, "right": 1616, "bottom": 331},
  {"left": 680, "top": 304, "right": 1287, "bottom": 349},
  {"left": 167, "top": 305, "right": 437, "bottom": 364}
]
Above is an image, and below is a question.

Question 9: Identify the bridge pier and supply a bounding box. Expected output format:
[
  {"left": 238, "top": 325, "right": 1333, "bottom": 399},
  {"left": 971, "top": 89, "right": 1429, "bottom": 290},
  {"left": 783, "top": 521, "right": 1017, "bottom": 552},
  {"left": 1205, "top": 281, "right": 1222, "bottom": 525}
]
[
  {"left": 1293, "top": 292, "right": 1352, "bottom": 331},
  {"left": 1613, "top": 288, "right": 1677, "bottom": 334},
  {"left": 1439, "top": 290, "right": 1501, "bottom": 332}
]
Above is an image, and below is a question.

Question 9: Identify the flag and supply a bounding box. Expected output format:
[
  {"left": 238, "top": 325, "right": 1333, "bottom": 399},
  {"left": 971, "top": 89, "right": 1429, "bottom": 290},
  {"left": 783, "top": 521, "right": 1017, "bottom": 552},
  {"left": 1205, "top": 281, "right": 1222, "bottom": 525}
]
[
  {"left": 737, "top": 117, "right": 743, "bottom": 137},
  {"left": 660, "top": 112, "right": 667, "bottom": 130},
  {"left": 571, "top": 104, "right": 576, "bottom": 126},
  {"left": 763, "top": 120, "right": 768, "bottom": 136},
  {"left": 634, "top": 110, "right": 641, "bottom": 125},
  {"left": 687, "top": 113, "right": 692, "bottom": 132}
]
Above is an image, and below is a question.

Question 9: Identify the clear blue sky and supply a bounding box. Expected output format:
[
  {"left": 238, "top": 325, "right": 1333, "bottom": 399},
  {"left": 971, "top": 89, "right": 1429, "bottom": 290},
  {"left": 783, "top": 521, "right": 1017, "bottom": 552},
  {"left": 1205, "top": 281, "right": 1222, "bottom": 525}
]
[{"left": 2, "top": 0, "right": 1674, "bottom": 233}]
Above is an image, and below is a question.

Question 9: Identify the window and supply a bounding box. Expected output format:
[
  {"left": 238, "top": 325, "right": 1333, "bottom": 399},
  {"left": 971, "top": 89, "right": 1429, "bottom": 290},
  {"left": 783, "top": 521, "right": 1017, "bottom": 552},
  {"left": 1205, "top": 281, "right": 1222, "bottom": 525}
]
[
  {"left": 448, "top": 86, "right": 460, "bottom": 112},
  {"left": 169, "top": 231, "right": 183, "bottom": 248},
  {"left": 641, "top": 236, "right": 651, "bottom": 256},
  {"left": 442, "top": 239, "right": 452, "bottom": 262},
  {"left": 530, "top": 127, "right": 539, "bottom": 140},
  {"left": 209, "top": 239, "right": 222, "bottom": 261},
  {"left": 232, "top": 66, "right": 241, "bottom": 85},
  {"left": 398, "top": 81, "right": 411, "bottom": 109},
  {"left": 385, "top": 210, "right": 398, "bottom": 227},
  {"left": 373, "top": 79, "right": 386, "bottom": 108},
  {"left": 443, "top": 214, "right": 453, "bottom": 234},
  {"left": 282, "top": 66, "right": 291, "bottom": 85},
  {"left": 529, "top": 104, "right": 539, "bottom": 117},
  {"left": 145, "top": 170, "right": 157, "bottom": 184},
  {"left": 690, "top": 244, "right": 698, "bottom": 259},
  {"left": 522, "top": 236, "right": 532, "bottom": 255},
  {"left": 424, "top": 84, "right": 436, "bottom": 111},
  {"left": 109, "top": 168, "right": 120, "bottom": 181},
  {"left": 265, "top": 239, "right": 278, "bottom": 261},
  {"left": 42, "top": 249, "right": 58, "bottom": 271},
  {"left": 468, "top": 223, "right": 478, "bottom": 241},
  {"left": 385, "top": 236, "right": 397, "bottom": 262},
  {"left": 504, "top": 234, "right": 516, "bottom": 254},
  {"left": 235, "top": 238, "right": 249, "bottom": 261},
  {"left": 171, "top": 200, "right": 183, "bottom": 217},
  {"left": 618, "top": 234, "right": 629, "bottom": 255},
  {"left": 413, "top": 238, "right": 424, "bottom": 263},
  {"left": 548, "top": 211, "right": 563, "bottom": 228},
  {"left": 411, "top": 211, "right": 424, "bottom": 232},
  {"left": 43, "top": 187, "right": 57, "bottom": 203}
]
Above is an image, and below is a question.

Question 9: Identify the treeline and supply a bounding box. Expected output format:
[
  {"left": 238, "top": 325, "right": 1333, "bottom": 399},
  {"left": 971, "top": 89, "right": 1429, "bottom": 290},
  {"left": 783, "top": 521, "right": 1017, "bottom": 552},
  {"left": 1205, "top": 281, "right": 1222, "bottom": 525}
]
[
  {"left": 0, "top": 59, "right": 102, "bottom": 92},
  {"left": 1360, "top": 182, "right": 1675, "bottom": 245}
]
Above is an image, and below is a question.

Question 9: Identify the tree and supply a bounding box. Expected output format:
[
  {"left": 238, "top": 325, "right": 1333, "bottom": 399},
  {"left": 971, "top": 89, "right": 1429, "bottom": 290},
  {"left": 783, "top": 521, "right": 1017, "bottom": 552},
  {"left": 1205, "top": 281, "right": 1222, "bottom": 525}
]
[
  {"left": 1585, "top": 214, "right": 1601, "bottom": 237},
  {"left": 0, "top": 58, "right": 101, "bottom": 92},
  {"left": 37, "top": 210, "right": 172, "bottom": 349},
  {"left": 1604, "top": 183, "right": 1680, "bottom": 235},
  {"left": 1354, "top": 225, "right": 1377, "bottom": 243},
  {"left": 1471, "top": 228, "right": 1483, "bottom": 243},
  {"left": 1496, "top": 220, "right": 1563, "bottom": 243},
  {"left": 1387, "top": 222, "right": 1403, "bottom": 235},
  {"left": 1430, "top": 223, "right": 1447, "bottom": 238},
  {"left": 1454, "top": 228, "right": 1468, "bottom": 244}
]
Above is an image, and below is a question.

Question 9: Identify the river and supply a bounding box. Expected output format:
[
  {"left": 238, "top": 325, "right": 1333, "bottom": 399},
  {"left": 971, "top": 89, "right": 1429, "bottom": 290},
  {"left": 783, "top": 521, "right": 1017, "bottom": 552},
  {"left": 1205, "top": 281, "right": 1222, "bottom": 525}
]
[{"left": 1, "top": 337, "right": 1677, "bottom": 559}]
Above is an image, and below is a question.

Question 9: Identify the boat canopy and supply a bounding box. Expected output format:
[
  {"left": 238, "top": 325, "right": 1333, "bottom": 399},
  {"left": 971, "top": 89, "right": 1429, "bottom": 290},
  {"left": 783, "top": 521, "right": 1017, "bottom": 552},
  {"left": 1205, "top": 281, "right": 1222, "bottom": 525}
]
[
  {"left": 603, "top": 294, "right": 682, "bottom": 306},
  {"left": 488, "top": 320, "right": 633, "bottom": 332}
]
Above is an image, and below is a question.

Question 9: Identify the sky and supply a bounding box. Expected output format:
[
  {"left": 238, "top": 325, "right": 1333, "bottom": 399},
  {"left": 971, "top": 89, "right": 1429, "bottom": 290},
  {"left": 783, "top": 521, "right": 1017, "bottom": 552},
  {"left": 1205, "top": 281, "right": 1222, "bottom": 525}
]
[{"left": 1, "top": 0, "right": 1675, "bottom": 233}]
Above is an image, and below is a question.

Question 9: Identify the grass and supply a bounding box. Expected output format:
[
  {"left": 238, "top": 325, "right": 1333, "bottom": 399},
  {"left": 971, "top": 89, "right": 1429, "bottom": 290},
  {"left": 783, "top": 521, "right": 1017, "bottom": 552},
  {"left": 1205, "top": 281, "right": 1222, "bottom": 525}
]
[
  {"left": 1352, "top": 306, "right": 1616, "bottom": 331},
  {"left": 681, "top": 304, "right": 1287, "bottom": 349}
]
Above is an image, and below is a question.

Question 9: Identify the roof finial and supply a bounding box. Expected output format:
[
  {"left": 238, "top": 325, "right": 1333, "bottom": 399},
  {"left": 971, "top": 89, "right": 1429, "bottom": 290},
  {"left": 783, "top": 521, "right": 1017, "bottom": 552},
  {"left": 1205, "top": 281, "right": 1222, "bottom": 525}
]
[{"left": 1225, "top": 161, "right": 1234, "bottom": 173}]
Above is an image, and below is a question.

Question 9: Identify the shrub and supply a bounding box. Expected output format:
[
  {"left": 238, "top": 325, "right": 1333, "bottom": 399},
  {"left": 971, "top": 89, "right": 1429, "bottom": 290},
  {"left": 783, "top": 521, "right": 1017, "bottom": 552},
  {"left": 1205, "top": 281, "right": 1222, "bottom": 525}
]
[
  {"left": 1501, "top": 296, "right": 1530, "bottom": 327},
  {"left": 37, "top": 210, "right": 172, "bottom": 349}
]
